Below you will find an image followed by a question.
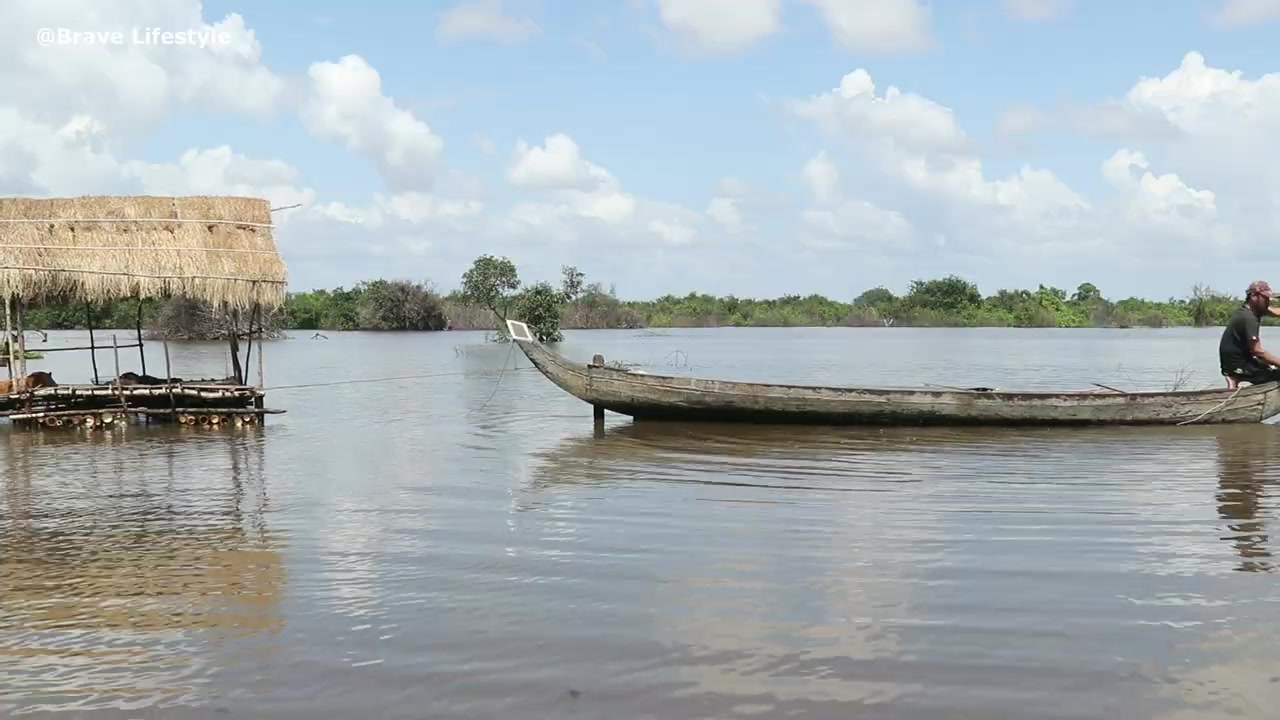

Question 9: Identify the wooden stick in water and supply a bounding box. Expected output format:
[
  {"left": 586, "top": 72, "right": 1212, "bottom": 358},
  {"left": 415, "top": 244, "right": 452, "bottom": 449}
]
[
  {"left": 15, "top": 299, "right": 26, "bottom": 380},
  {"left": 164, "top": 339, "right": 175, "bottom": 414},
  {"left": 4, "top": 296, "right": 13, "bottom": 382},
  {"left": 112, "top": 334, "right": 126, "bottom": 411},
  {"left": 135, "top": 296, "right": 147, "bottom": 376},
  {"left": 86, "top": 302, "right": 99, "bottom": 384}
]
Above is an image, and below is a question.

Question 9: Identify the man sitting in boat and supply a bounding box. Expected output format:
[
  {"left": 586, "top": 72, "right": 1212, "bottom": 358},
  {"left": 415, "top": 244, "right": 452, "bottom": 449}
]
[{"left": 1220, "top": 280, "right": 1280, "bottom": 387}]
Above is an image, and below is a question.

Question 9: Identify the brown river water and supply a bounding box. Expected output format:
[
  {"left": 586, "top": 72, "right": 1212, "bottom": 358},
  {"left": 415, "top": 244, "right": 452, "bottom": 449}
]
[{"left": 1, "top": 327, "right": 1277, "bottom": 719}]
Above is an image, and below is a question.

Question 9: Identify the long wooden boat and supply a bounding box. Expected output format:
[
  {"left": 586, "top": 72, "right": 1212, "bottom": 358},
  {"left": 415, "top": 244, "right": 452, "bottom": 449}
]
[{"left": 506, "top": 322, "right": 1280, "bottom": 426}]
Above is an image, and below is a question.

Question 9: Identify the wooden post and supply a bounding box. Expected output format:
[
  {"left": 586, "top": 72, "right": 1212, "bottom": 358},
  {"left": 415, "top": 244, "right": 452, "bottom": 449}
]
[
  {"left": 256, "top": 326, "right": 265, "bottom": 389},
  {"left": 112, "top": 334, "right": 126, "bottom": 413},
  {"left": 135, "top": 297, "right": 147, "bottom": 376},
  {"left": 15, "top": 300, "right": 26, "bottom": 381},
  {"left": 591, "top": 353, "right": 605, "bottom": 425},
  {"left": 4, "top": 296, "right": 13, "bottom": 382},
  {"left": 86, "top": 302, "right": 100, "bottom": 384},
  {"left": 228, "top": 306, "right": 244, "bottom": 386},
  {"left": 164, "top": 339, "right": 176, "bottom": 415}
]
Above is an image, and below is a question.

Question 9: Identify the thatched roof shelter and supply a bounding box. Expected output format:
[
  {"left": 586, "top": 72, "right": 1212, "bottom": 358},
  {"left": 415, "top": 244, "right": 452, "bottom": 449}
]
[{"left": 0, "top": 195, "right": 287, "bottom": 310}]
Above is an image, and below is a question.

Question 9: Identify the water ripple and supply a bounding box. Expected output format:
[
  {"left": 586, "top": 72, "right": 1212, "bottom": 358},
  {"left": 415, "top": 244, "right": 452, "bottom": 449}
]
[{"left": 3, "top": 328, "right": 1279, "bottom": 718}]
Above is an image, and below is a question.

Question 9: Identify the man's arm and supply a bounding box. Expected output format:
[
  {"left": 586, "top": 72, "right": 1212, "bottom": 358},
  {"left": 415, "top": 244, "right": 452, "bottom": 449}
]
[
  {"left": 1250, "top": 335, "right": 1280, "bottom": 367},
  {"left": 1267, "top": 305, "right": 1280, "bottom": 317}
]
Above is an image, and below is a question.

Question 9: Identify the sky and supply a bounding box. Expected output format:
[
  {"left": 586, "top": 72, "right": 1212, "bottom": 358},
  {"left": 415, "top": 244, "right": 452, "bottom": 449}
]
[{"left": 3, "top": 0, "right": 1280, "bottom": 301}]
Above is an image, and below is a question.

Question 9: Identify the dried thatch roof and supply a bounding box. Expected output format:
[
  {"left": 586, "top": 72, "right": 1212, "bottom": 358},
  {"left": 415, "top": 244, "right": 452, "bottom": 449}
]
[{"left": 0, "top": 195, "right": 288, "bottom": 310}]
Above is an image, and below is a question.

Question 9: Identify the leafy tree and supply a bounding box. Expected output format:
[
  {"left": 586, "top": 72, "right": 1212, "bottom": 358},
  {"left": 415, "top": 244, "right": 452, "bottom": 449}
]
[
  {"left": 560, "top": 265, "right": 585, "bottom": 302},
  {"left": 461, "top": 255, "right": 520, "bottom": 326},
  {"left": 356, "top": 279, "right": 448, "bottom": 330},
  {"left": 904, "top": 275, "right": 982, "bottom": 313},
  {"left": 1072, "top": 282, "right": 1101, "bottom": 303},
  {"left": 854, "top": 287, "right": 897, "bottom": 308},
  {"left": 514, "top": 282, "right": 566, "bottom": 342}
]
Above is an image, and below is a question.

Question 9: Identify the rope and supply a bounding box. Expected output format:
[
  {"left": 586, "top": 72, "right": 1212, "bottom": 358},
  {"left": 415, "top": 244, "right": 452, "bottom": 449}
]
[
  {"left": 467, "top": 340, "right": 517, "bottom": 416},
  {"left": 262, "top": 363, "right": 533, "bottom": 392},
  {"left": 0, "top": 265, "right": 283, "bottom": 283},
  {"left": 1177, "top": 385, "right": 1244, "bottom": 426},
  {"left": 0, "top": 244, "right": 278, "bottom": 254},
  {"left": 0, "top": 218, "right": 275, "bottom": 229}
]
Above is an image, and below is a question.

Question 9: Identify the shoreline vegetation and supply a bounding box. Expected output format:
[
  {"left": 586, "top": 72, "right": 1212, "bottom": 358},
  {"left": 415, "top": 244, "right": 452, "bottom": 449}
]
[{"left": 18, "top": 254, "right": 1258, "bottom": 342}]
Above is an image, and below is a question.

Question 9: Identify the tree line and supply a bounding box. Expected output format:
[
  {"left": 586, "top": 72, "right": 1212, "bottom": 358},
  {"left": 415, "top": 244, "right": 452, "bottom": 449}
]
[{"left": 17, "top": 257, "right": 1259, "bottom": 342}]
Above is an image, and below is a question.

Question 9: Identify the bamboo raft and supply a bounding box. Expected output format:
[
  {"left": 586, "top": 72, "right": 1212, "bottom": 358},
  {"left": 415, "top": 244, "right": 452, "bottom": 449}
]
[
  {"left": 0, "top": 380, "right": 281, "bottom": 429},
  {"left": 0, "top": 194, "right": 289, "bottom": 432}
]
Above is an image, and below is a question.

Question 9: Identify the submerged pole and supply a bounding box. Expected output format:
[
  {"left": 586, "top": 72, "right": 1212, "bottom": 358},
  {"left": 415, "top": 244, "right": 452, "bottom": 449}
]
[
  {"left": 135, "top": 297, "right": 147, "bottom": 376},
  {"left": 111, "top": 334, "right": 120, "bottom": 380},
  {"left": 86, "top": 302, "right": 100, "bottom": 384},
  {"left": 228, "top": 305, "right": 244, "bottom": 385},
  {"left": 244, "top": 304, "right": 258, "bottom": 379},
  {"left": 591, "top": 353, "right": 606, "bottom": 425},
  {"left": 4, "top": 296, "right": 13, "bottom": 382},
  {"left": 15, "top": 300, "right": 27, "bottom": 380}
]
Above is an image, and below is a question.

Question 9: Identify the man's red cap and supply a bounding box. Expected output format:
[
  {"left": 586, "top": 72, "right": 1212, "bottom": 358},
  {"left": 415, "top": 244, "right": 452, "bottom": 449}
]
[{"left": 1248, "top": 280, "right": 1274, "bottom": 298}]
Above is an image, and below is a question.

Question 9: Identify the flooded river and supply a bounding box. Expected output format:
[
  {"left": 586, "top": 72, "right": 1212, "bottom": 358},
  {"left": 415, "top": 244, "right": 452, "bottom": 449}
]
[{"left": 1, "top": 327, "right": 1277, "bottom": 719}]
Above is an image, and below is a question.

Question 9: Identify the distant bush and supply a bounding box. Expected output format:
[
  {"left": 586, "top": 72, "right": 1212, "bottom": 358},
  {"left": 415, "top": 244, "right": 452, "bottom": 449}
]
[{"left": 12, "top": 260, "right": 1260, "bottom": 335}]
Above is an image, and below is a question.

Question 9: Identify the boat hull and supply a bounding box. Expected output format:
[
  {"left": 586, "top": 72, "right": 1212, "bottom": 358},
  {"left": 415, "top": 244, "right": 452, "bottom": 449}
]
[{"left": 514, "top": 338, "right": 1280, "bottom": 426}]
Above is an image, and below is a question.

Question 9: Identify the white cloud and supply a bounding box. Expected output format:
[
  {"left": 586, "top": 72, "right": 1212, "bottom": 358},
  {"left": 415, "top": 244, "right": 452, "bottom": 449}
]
[
  {"left": 649, "top": 218, "right": 696, "bottom": 245},
  {"left": 472, "top": 134, "right": 498, "bottom": 156},
  {"left": 706, "top": 196, "right": 743, "bottom": 231},
  {"left": 783, "top": 62, "right": 1256, "bottom": 269},
  {"left": 0, "top": 1, "right": 286, "bottom": 135},
  {"left": 126, "top": 146, "right": 317, "bottom": 212},
  {"left": 436, "top": 0, "right": 540, "bottom": 44},
  {"left": 786, "top": 69, "right": 966, "bottom": 154},
  {"left": 654, "top": 0, "right": 782, "bottom": 53},
  {"left": 801, "top": 0, "right": 932, "bottom": 53},
  {"left": 802, "top": 151, "right": 841, "bottom": 204},
  {"left": 799, "top": 151, "right": 916, "bottom": 250},
  {"left": 1210, "top": 0, "right": 1280, "bottom": 26},
  {"left": 302, "top": 55, "right": 444, "bottom": 192},
  {"left": 1004, "top": 0, "right": 1073, "bottom": 21},
  {"left": 507, "top": 133, "right": 614, "bottom": 191}
]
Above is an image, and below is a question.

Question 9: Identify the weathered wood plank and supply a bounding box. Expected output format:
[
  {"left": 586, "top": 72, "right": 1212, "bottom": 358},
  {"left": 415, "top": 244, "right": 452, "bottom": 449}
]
[{"left": 513, "top": 339, "right": 1280, "bottom": 426}]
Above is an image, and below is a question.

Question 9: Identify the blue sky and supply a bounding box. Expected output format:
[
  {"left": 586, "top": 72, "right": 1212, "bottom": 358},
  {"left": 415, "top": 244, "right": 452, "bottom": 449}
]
[{"left": 5, "top": 0, "right": 1280, "bottom": 300}]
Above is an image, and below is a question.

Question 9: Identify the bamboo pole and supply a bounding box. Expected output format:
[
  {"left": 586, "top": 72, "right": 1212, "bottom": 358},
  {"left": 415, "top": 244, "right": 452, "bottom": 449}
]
[
  {"left": 86, "top": 302, "right": 99, "bottom": 384},
  {"left": 32, "top": 343, "right": 142, "bottom": 354},
  {"left": 244, "top": 304, "right": 256, "bottom": 380},
  {"left": 164, "top": 339, "right": 175, "bottom": 414},
  {"left": 228, "top": 306, "right": 244, "bottom": 386},
  {"left": 112, "top": 334, "right": 126, "bottom": 412},
  {"left": 257, "top": 324, "right": 265, "bottom": 389},
  {"left": 4, "top": 296, "right": 13, "bottom": 382},
  {"left": 135, "top": 297, "right": 147, "bottom": 376},
  {"left": 15, "top": 299, "right": 26, "bottom": 380}
]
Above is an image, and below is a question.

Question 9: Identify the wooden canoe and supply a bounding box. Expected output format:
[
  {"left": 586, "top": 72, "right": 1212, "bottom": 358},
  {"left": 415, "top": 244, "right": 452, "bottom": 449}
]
[{"left": 507, "top": 323, "right": 1280, "bottom": 426}]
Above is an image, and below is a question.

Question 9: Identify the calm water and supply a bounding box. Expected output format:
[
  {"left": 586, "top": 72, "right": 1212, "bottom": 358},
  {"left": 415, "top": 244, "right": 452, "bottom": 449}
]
[{"left": 2, "top": 327, "right": 1278, "bottom": 719}]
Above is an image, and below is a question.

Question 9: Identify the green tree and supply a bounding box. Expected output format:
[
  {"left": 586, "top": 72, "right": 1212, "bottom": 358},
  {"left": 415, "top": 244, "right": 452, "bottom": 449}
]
[
  {"left": 461, "top": 255, "right": 520, "bottom": 324},
  {"left": 905, "top": 275, "right": 982, "bottom": 314},
  {"left": 1071, "top": 282, "right": 1101, "bottom": 303},
  {"left": 514, "top": 282, "right": 566, "bottom": 342},
  {"left": 356, "top": 279, "right": 448, "bottom": 330},
  {"left": 560, "top": 265, "right": 585, "bottom": 302}
]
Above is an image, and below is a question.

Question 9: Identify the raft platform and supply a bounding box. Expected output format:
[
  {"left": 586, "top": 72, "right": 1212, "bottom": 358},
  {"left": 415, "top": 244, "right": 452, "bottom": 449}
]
[{"left": 0, "top": 380, "right": 284, "bottom": 430}]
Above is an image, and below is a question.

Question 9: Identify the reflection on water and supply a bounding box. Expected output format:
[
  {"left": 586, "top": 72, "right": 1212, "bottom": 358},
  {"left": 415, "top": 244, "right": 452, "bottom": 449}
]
[
  {"left": 1214, "top": 428, "right": 1276, "bottom": 573},
  {"left": 0, "top": 427, "right": 281, "bottom": 716},
  {"left": 1, "top": 327, "right": 1279, "bottom": 719}
]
